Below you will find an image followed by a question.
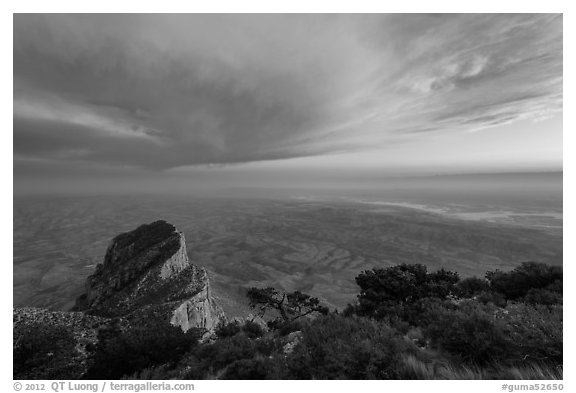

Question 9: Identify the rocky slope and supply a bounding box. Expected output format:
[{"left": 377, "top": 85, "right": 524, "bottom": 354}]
[{"left": 14, "top": 220, "right": 226, "bottom": 378}]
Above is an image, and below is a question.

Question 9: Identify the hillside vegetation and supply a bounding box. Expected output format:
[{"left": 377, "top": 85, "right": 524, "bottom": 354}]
[{"left": 14, "top": 262, "right": 562, "bottom": 380}]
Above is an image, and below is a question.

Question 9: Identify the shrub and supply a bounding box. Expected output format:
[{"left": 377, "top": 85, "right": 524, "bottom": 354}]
[
  {"left": 14, "top": 322, "right": 80, "bottom": 379},
  {"left": 497, "top": 303, "right": 563, "bottom": 366},
  {"left": 522, "top": 288, "right": 562, "bottom": 306},
  {"left": 215, "top": 320, "right": 242, "bottom": 339},
  {"left": 222, "top": 357, "right": 281, "bottom": 379},
  {"left": 123, "top": 364, "right": 175, "bottom": 380},
  {"left": 486, "top": 262, "right": 562, "bottom": 300},
  {"left": 456, "top": 277, "right": 490, "bottom": 298},
  {"left": 85, "top": 322, "right": 201, "bottom": 379},
  {"left": 242, "top": 320, "right": 266, "bottom": 339},
  {"left": 423, "top": 301, "right": 509, "bottom": 365},
  {"left": 285, "top": 314, "right": 418, "bottom": 379},
  {"left": 194, "top": 334, "right": 259, "bottom": 373},
  {"left": 254, "top": 337, "right": 278, "bottom": 357},
  {"left": 427, "top": 268, "right": 460, "bottom": 298},
  {"left": 476, "top": 291, "right": 508, "bottom": 307},
  {"left": 269, "top": 319, "right": 303, "bottom": 336},
  {"left": 355, "top": 264, "right": 460, "bottom": 320},
  {"left": 182, "top": 324, "right": 278, "bottom": 379},
  {"left": 421, "top": 299, "right": 563, "bottom": 368}
]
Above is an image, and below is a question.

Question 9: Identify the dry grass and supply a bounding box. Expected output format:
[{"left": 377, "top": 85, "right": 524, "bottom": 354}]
[
  {"left": 499, "top": 364, "right": 563, "bottom": 380},
  {"left": 400, "top": 355, "right": 562, "bottom": 380}
]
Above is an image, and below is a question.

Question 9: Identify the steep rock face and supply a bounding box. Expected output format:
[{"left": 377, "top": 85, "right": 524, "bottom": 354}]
[
  {"left": 74, "top": 220, "right": 225, "bottom": 332},
  {"left": 170, "top": 268, "right": 226, "bottom": 332}
]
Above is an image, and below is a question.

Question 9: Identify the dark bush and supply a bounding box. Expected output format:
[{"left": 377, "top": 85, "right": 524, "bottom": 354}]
[
  {"left": 355, "top": 264, "right": 460, "bottom": 320},
  {"left": 427, "top": 268, "right": 460, "bottom": 298},
  {"left": 476, "top": 290, "right": 508, "bottom": 307},
  {"left": 399, "top": 297, "right": 459, "bottom": 328},
  {"left": 285, "top": 314, "right": 418, "bottom": 379},
  {"left": 523, "top": 288, "right": 562, "bottom": 305},
  {"left": 545, "top": 279, "right": 563, "bottom": 293},
  {"left": 85, "top": 322, "right": 201, "bottom": 379},
  {"left": 498, "top": 303, "right": 563, "bottom": 365},
  {"left": 253, "top": 337, "right": 278, "bottom": 357},
  {"left": 270, "top": 319, "right": 303, "bottom": 336},
  {"left": 14, "top": 322, "right": 80, "bottom": 379},
  {"left": 456, "top": 277, "right": 490, "bottom": 298},
  {"left": 423, "top": 301, "right": 509, "bottom": 365},
  {"left": 215, "top": 320, "right": 242, "bottom": 339},
  {"left": 194, "top": 334, "right": 258, "bottom": 373},
  {"left": 181, "top": 329, "right": 281, "bottom": 379},
  {"left": 222, "top": 358, "right": 280, "bottom": 379},
  {"left": 420, "top": 300, "right": 560, "bottom": 367},
  {"left": 242, "top": 320, "right": 266, "bottom": 339},
  {"left": 486, "top": 262, "right": 562, "bottom": 300}
]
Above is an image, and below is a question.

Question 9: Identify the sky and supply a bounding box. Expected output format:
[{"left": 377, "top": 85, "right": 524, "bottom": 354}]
[{"left": 13, "top": 14, "right": 563, "bottom": 195}]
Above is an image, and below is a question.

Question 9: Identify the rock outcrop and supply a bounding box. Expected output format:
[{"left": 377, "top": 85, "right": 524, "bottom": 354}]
[
  {"left": 14, "top": 220, "right": 226, "bottom": 379},
  {"left": 74, "top": 220, "right": 225, "bottom": 332}
]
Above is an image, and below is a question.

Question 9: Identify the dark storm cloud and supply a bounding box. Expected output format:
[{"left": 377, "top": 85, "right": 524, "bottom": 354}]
[{"left": 13, "top": 14, "right": 562, "bottom": 169}]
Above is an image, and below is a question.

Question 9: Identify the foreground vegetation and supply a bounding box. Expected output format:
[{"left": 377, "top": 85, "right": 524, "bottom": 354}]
[{"left": 14, "top": 262, "right": 562, "bottom": 380}]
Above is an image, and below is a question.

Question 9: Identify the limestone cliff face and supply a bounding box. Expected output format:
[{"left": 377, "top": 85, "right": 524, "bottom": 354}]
[
  {"left": 171, "top": 268, "right": 226, "bottom": 332},
  {"left": 74, "top": 220, "right": 225, "bottom": 332}
]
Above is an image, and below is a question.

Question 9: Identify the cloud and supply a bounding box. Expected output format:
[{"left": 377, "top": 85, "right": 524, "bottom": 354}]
[{"left": 13, "top": 14, "right": 562, "bottom": 170}]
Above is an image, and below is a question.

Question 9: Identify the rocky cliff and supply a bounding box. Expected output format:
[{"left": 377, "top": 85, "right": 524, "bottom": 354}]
[
  {"left": 14, "top": 220, "right": 226, "bottom": 379},
  {"left": 74, "top": 220, "right": 225, "bottom": 332}
]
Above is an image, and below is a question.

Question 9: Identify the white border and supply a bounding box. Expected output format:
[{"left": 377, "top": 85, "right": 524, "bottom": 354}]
[{"left": 3, "top": 3, "right": 571, "bottom": 392}]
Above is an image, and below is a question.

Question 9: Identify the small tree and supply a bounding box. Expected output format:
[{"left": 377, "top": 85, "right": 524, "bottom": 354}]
[{"left": 246, "top": 287, "right": 328, "bottom": 324}]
